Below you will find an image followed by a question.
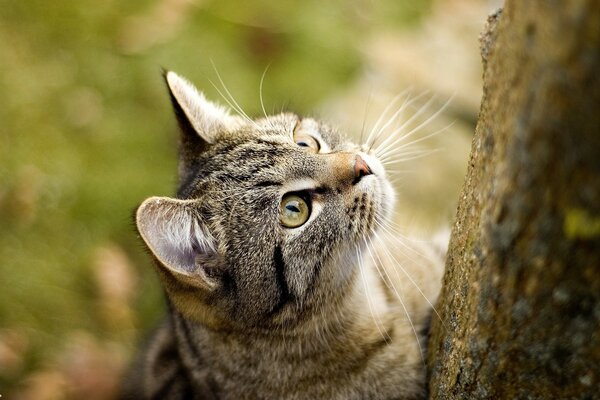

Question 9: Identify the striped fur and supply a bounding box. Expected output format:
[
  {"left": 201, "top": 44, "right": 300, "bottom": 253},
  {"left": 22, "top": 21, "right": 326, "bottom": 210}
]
[{"left": 121, "top": 72, "right": 445, "bottom": 399}]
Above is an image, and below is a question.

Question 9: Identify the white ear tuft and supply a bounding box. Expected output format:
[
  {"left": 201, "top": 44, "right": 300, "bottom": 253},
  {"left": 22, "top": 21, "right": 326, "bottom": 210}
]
[
  {"left": 136, "top": 196, "right": 216, "bottom": 287},
  {"left": 165, "top": 71, "right": 242, "bottom": 143}
]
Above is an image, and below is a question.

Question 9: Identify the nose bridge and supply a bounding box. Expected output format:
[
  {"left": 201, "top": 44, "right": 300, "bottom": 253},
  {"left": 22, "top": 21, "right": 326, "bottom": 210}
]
[
  {"left": 326, "top": 152, "right": 356, "bottom": 184},
  {"left": 313, "top": 150, "right": 373, "bottom": 187}
]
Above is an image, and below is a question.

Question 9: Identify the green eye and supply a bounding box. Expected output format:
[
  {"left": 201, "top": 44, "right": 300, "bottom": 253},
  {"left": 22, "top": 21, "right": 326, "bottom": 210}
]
[
  {"left": 293, "top": 131, "right": 320, "bottom": 153},
  {"left": 280, "top": 194, "right": 310, "bottom": 228}
]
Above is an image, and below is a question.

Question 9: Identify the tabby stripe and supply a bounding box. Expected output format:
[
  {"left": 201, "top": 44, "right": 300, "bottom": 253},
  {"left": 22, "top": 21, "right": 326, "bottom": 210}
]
[
  {"left": 269, "top": 244, "right": 293, "bottom": 316},
  {"left": 178, "top": 316, "right": 203, "bottom": 363},
  {"left": 355, "top": 327, "right": 395, "bottom": 372},
  {"left": 174, "top": 315, "right": 220, "bottom": 399},
  {"left": 305, "top": 260, "right": 323, "bottom": 298},
  {"left": 368, "top": 327, "right": 394, "bottom": 354},
  {"left": 151, "top": 364, "right": 185, "bottom": 400},
  {"left": 254, "top": 180, "right": 282, "bottom": 188}
]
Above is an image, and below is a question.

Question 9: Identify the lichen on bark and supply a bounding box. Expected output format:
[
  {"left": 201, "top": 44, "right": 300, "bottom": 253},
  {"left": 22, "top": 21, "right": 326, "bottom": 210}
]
[{"left": 427, "top": 1, "right": 600, "bottom": 398}]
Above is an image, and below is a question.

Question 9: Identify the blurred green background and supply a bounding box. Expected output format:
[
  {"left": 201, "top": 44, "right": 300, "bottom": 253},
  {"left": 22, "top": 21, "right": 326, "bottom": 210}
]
[{"left": 0, "top": 0, "right": 493, "bottom": 398}]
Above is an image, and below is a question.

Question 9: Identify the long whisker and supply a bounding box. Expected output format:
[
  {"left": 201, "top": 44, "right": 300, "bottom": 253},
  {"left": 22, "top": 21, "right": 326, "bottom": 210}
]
[
  {"left": 376, "top": 97, "right": 454, "bottom": 160},
  {"left": 378, "top": 123, "right": 454, "bottom": 165},
  {"left": 259, "top": 63, "right": 274, "bottom": 129},
  {"left": 373, "top": 94, "right": 438, "bottom": 157},
  {"left": 372, "top": 219, "right": 446, "bottom": 329},
  {"left": 380, "top": 148, "right": 444, "bottom": 166},
  {"left": 208, "top": 78, "right": 256, "bottom": 127},
  {"left": 382, "top": 224, "right": 449, "bottom": 279},
  {"left": 374, "top": 216, "right": 432, "bottom": 260},
  {"left": 367, "top": 92, "right": 412, "bottom": 151},
  {"left": 364, "top": 90, "right": 411, "bottom": 149},
  {"left": 356, "top": 243, "right": 390, "bottom": 342},
  {"left": 365, "top": 233, "right": 425, "bottom": 364},
  {"left": 369, "top": 90, "right": 430, "bottom": 152},
  {"left": 210, "top": 60, "right": 258, "bottom": 128},
  {"left": 359, "top": 90, "right": 373, "bottom": 145}
]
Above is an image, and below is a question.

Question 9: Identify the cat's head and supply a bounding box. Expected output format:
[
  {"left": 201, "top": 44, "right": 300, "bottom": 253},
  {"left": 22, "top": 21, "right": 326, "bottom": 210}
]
[{"left": 136, "top": 71, "right": 395, "bottom": 330}]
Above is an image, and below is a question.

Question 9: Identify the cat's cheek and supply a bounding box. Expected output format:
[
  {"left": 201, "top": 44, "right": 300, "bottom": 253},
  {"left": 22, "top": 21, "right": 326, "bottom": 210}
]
[{"left": 334, "top": 244, "right": 361, "bottom": 286}]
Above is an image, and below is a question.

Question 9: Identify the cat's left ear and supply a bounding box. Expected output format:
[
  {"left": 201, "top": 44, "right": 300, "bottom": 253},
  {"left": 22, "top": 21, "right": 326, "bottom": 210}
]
[
  {"left": 135, "top": 196, "right": 219, "bottom": 291},
  {"left": 164, "top": 71, "right": 243, "bottom": 144}
]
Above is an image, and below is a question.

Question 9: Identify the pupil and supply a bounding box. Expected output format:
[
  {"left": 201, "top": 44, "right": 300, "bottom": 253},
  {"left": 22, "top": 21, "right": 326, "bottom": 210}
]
[
  {"left": 297, "top": 141, "right": 310, "bottom": 147},
  {"left": 286, "top": 204, "right": 300, "bottom": 213}
]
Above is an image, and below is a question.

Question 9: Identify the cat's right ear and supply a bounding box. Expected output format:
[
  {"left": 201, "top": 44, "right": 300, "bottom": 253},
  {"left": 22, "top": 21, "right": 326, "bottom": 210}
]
[
  {"left": 163, "top": 70, "right": 242, "bottom": 144},
  {"left": 135, "top": 196, "right": 219, "bottom": 292}
]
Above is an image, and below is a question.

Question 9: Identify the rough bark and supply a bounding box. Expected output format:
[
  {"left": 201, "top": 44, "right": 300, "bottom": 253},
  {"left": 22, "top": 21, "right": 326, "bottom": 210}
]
[{"left": 427, "top": 1, "right": 600, "bottom": 399}]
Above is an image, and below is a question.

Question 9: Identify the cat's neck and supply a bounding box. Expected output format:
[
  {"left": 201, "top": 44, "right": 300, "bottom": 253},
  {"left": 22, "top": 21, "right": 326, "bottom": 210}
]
[
  {"left": 173, "top": 257, "right": 393, "bottom": 359},
  {"left": 170, "top": 251, "right": 424, "bottom": 398}
]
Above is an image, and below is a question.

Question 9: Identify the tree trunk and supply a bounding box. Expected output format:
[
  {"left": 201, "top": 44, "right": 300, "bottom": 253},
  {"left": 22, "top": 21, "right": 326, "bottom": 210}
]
[{"left": 427, "top": 1, "right": 600, "bottom": 399}]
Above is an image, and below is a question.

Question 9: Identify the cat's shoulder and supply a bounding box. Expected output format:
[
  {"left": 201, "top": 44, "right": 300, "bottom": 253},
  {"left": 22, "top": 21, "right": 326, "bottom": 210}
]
[{"left": 120, "top": 318, "right": 214, "bottom": 399}]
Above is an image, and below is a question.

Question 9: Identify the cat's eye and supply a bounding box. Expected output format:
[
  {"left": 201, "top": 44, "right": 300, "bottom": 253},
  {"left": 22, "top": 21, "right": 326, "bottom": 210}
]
[
  {"left": 294, "top": 132, "right": 320, "bottom": 153},
  {"left": 280, "top": 194, "right": 311, "bottom": 228}
]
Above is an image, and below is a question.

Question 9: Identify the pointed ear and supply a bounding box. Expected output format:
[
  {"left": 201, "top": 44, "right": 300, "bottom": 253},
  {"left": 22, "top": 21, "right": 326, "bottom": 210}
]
[
  {"left": 163, "top": 70, "right": 243, "bottom": 144},
  {"left": 136, "top": 196, "right": 218, "bottom": 290}
]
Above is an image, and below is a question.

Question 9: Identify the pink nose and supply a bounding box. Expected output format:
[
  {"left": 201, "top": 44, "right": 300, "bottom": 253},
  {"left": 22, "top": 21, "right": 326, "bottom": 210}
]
[{"left": 354, "top": 155, "right": 372, "bottom": 182}]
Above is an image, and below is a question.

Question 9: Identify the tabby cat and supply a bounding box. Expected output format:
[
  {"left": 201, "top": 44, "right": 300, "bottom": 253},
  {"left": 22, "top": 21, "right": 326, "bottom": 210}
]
[{"left": 120, "top": 71, "right": 446, "bottom": 399}]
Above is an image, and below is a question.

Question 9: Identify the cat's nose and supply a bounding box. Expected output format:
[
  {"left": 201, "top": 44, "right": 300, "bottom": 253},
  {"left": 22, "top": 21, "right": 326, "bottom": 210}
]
[
  {"left": 354, "top": 155, "right": 372, "bottom": 183},
  {"left": 325, "top": 152, "right": 372, "bottom": 186}
]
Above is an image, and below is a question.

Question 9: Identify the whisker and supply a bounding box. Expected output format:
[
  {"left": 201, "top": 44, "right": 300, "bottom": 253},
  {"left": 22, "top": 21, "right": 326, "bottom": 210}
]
[
  {"left": 367, "top": 92, "right": 412, "bottom": 151},
  {"left": 356, "top": 243, "right": 390, "bottom": 342},
  {"left": 376, "top": 97, "right": 454, "bottom": 160},
  {"left": 380, "top": 146, "right": 438, "bottom": 162},
  {"left": 374, "top": 217, "right": 432, "bottom": 260},
  {"left": 369, "top": 90, "right": 430, "bottom": 152},
  {"left": 364, "top": 95, "right": 400, "bottom": 149},
  {"left": 208, "top": 79, "right": 256, "bottom": 127},
  {"left": 381, "top": 217, "right": 449, "bottom": 260},
  {"left": 210, "top": 60, "right": 258, "bottom": 127},
  {"left": 259, "top": 63, "right": 275, "bottom": 130},
  {"left": 380, "top": 148, "right": 443, "bottom": 165},
  {"left": 383, "top": 171, "right": 418, "bottom": 179},
  {"left": 359, "top": 90, "right": 373, "bottom": 145},
  {"left": 383, "top": 168, "right": 417, "bottom": 175},
  {"left": 373, "top": 94, "right": 438, "bottom": 157},
  {"left": 378, "top": 123, "right": 454, "bottom": 165},
  {"left": 365, "top": 233, "right": 425, "bottom": 365},
  {"left": 364, "top": 89, "right": 412, "bottom": 149},
  {"left": 372, "top": 219, "right": 446, "bottom": 329}
]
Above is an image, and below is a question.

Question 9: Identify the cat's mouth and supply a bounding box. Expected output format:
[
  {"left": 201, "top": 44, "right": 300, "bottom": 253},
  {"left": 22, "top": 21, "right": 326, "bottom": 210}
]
[
  {"left": 342, "top": 162, "right": 394, "bottom": 250},
  {"left": 356, "top": 152, "right": 396, "bottom": 224}
]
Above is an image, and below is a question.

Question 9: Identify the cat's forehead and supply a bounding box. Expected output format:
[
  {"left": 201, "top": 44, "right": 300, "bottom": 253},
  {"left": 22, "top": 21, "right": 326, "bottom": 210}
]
[{"left": 250, "top": 113, "right": 348, "bottom": 150}]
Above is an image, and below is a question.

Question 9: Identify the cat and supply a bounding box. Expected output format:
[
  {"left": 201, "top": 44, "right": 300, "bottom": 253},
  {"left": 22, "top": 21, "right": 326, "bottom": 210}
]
[{"left": 120, "top": 70, "right": 446, "bottom": 400}]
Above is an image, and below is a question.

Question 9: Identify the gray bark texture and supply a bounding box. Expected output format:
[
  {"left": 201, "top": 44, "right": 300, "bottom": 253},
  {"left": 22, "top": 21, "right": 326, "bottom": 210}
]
[{"left": 427, "top": 1, "right": 600, "bottom": 399}]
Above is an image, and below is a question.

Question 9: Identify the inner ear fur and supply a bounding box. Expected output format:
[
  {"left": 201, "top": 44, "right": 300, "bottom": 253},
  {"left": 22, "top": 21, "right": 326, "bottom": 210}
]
[{"left": 136, "top": 196, "right": 218, "bottom": 291}]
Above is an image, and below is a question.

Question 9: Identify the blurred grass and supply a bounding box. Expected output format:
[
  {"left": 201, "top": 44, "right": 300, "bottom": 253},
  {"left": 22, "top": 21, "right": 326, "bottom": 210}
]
[{"left": 0, "top": 0, "right": 434, "bottom": 396}]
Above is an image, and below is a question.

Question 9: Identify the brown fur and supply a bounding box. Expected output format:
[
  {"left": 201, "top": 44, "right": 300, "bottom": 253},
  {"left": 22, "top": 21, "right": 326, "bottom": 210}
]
[{"left": 120, "top": 71, "right": 445, "bottom": 399}]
